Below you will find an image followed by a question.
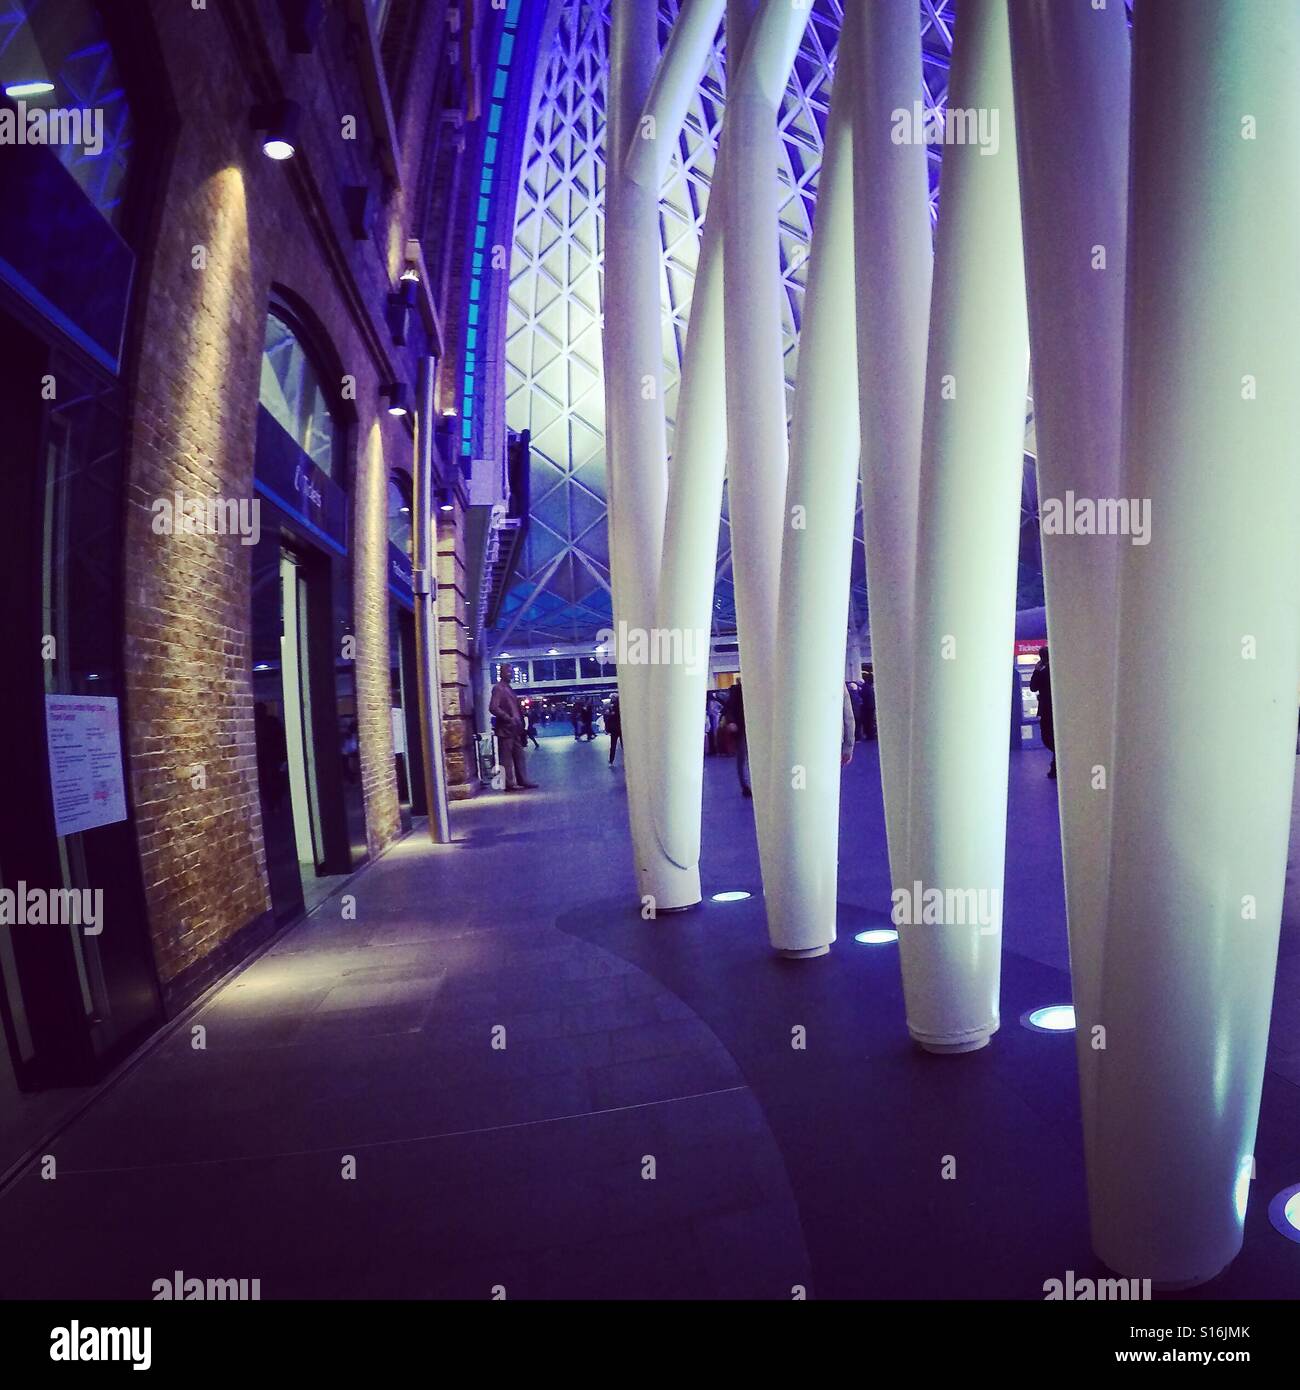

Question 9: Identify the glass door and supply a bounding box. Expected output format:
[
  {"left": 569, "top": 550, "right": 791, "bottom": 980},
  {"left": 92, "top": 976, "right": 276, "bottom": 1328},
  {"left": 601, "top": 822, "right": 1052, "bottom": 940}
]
[{"left": 279, "top": 548, "right": 325, "bottom": 879}]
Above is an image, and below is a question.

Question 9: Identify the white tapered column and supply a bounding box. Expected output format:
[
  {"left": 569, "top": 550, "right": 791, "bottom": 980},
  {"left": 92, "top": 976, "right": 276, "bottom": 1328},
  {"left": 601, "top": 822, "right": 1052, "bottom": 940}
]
[
  {"left": 649, "top": 169, "right": 726, "bottom": 874},
  {"left": 765, "top": 45, "right": 858, "bottom": 956},
  {"left": 1092, "top": 0, "right": 1300, "bottom": 1286},
  {"left": 625, "top": 0, "right": 726, "bottom": 190},
  {"left": 604, "top": 1, "right": 697, "bottom": 908},
  {"left": 722, "top": 0, "right": 810, "bottom": 947},
  {"left": 902, "top": 0, "right": 1027, "bottom": 1051},
  {"left": 633, "top": 0, "right": 731, "bottom": 882},
  {"left": 847, "top": 0, "right": 933, "bottom": 894},
  {"left": 1007, "top": 0, "right": 1128, "bottom": 1216}
]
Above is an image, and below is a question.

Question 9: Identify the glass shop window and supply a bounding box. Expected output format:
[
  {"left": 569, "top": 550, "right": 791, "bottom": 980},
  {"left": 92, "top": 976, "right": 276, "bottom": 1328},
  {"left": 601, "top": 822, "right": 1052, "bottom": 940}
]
[
  {"left": 388, "top": 475, "right": 413, "bottom": 554},
  {"left": 259, "top": 312, "right": 337, "bottom": 477}
]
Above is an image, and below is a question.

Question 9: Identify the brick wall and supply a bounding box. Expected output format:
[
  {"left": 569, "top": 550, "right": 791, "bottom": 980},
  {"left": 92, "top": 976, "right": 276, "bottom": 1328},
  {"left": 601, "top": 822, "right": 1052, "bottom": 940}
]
[
  {"left": 437, "top": 497, "right": 478, "bottom": 797},
  {"left": 122, "top": 0, "right": 461, "bottom": 1008}
]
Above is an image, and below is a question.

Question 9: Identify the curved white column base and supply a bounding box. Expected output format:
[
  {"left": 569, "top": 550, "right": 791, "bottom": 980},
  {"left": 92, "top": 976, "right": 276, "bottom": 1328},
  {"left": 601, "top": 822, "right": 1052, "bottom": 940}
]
[
  {"left": 776, "top": 944, "right": 830, "bottom": 959},
  {"left": 1097, "top": 1252, "right": 1236, "bottom": 1294},
  {"left": 913, "top": 1027, "right": 995, "bottom": 1055},
  {"left": 636, "top": 860, "right": 701, "bottom": 914}
]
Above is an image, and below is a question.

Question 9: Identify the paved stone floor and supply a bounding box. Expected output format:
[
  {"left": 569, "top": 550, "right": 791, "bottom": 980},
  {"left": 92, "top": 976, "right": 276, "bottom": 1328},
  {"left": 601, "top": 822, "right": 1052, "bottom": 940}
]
[{"left": 1, "top": 730, "right": 1298, "bottom": 1299}]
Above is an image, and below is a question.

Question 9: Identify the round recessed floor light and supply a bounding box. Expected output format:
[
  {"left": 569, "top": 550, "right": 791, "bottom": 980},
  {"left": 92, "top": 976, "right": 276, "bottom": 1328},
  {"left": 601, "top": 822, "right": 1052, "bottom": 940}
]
[
  {"left": 1021, "top": 1004, "right": 1076, "bottom": 1034},
  {"left": 854, "top": 928, "right": 898, "bottom": 944},
  {"left": 1268, "top": 1183, "right": 1300, "bottom": 1244},
  {"left": 261, "top": 137, "right": 296, "bottom": 161},
  {"left": 4, "top": 79, "right": 55, "bottom": 98},
  {"left": 711, "top": 890, "right": 751, "bottom": 903}
]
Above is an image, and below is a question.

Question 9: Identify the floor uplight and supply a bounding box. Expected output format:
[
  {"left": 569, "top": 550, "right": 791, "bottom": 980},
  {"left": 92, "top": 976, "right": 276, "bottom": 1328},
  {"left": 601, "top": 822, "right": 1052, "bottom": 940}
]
[{"left": 1021, "top": 1004, "right": 1076, "bottom": 1033}]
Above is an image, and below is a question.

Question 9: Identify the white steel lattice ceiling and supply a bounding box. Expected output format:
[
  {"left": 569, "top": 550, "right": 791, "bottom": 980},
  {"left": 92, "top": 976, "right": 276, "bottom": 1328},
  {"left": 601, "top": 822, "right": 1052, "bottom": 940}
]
[{"left": 499, "top": 0, "right": 966, "bottom": 652}]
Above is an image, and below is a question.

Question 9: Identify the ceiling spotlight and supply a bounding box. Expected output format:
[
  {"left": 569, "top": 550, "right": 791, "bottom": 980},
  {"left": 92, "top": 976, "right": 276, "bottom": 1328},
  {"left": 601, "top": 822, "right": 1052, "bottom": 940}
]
[
  {"left": 255, "top": 97, "right": 302, "bottom": 160},
  {"left": 435, "top": 485, "right": 454, "bottom": 513},
  {"left": 382, "top": 382, "right": 409, "bottom": 417}
]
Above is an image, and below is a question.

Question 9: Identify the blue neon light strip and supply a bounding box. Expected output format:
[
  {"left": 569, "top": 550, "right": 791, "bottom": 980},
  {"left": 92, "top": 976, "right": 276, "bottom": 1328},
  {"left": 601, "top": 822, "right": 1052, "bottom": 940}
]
[{"left": 459, "top": 0, "right": 522, "bottom": 456}]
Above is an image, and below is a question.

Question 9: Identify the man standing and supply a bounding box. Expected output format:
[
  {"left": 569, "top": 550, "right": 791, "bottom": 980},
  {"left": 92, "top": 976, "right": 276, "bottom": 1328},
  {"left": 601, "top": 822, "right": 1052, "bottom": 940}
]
[
  {"left": 1030, "top": 646, "right": 1055, "bottom": 780},
  {"left": 489, "top": 664, "right": 538, "bottom": 791},
  {"left": 725, "top": 681, "right": 751, "bottom": 799}
]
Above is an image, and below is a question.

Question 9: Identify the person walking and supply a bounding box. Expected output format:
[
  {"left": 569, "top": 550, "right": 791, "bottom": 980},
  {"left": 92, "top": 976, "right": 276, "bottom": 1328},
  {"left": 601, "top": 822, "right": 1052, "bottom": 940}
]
[
  {"left": 725, "top": 681, "right": 751, "bottom": 798},
  {"left": 861, "top": 671, "right": 878, "bottom": 740},
  {"left": 842, "top": 684, "right": 857, "bottom": 766},
  {"left": 606, "top": 695, "right": 622, "bottom": 766},
  {"left": 581, "top": 700, "right": 596, "bottom": 741},
  {"left": 489, "top": 664, "right": 538, "bottom": 791},
  {"left": 523, "top": 703, "right": 541, "bottom": 750},
  {"left": 706, "top": 692, "right": 723, "bottom": 755},
  {"left": 847, "top": 681, "right": 865, "bottom": 742},
  {"left": 1030, "top": 646, "right": 1055, "bottom": 779}
]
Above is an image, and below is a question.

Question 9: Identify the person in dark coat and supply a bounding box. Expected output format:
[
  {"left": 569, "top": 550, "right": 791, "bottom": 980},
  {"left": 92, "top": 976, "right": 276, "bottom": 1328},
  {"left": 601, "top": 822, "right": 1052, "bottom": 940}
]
[
  {"left": 1030, "top": 646, "right": 1055, "bottom": 779},
  {"left": 255, "top": 702, "right": 289, "bottom": 809},
  {"left": 725, "top": 682, "right": 751, "bottom": 798},
  {"left": 606, "top": 696, "right": 622, "bottom": 765},
  {"left": 862, "top": 671, "right": 878, "bottom": 740}
]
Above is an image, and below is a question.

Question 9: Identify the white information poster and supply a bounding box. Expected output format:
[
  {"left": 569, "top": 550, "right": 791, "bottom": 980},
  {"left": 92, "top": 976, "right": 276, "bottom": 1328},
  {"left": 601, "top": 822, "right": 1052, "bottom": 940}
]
[{"left": 45, "top": 694, "right": 129, "bottom": 837}]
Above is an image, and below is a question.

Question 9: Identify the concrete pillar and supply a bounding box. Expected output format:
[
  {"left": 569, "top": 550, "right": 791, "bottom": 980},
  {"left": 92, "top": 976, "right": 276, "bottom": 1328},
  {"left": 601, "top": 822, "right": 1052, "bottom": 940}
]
[
  {"left": 604, "top": 0, "right": 698, "bottom": 909},
  {"left": 1007, "top": 0, "right": 1129, "bottom": 1219},
  {"left": 721, "top": 0, "right": 810, "bottom": 942},
  {"left": 902, "top": 0, "right": 1028, "bottom": 1051},
  {"left": 1092, "top": 0, "right": 1300, "bottom": 1286},
  {"left": 847, "top": 0, "right": 933, "bottom": 894},
  {"left": 765, "top": 42, "right": 857, "bottom": 956}
]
